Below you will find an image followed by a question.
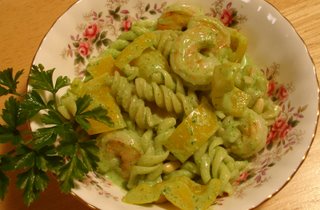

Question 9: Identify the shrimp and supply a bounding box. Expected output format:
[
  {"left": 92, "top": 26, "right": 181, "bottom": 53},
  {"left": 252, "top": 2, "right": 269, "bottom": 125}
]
[
  {"left": 156, "top": 2, "right": 203, "bottom": 31},
  {"left": 188, "top": 15, "right": 247, "bottom": 62},
  {"left": 187, "top": 15, "right": 231, "bottom": 50},
  {"left": 98, "top": 129, "right": 143, "bottom": 179},
  {"left": 219, "top": 108, "right": 268, "bottom": 158},
  {"left": 170, "top": 25, "right": 222, "bottom": 88}
]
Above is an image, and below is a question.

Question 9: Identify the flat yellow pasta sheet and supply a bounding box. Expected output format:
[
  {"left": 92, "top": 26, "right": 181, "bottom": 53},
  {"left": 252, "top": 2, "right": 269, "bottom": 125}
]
[{"left": 164, "top": 99, "right": 219, "bottom": 162}]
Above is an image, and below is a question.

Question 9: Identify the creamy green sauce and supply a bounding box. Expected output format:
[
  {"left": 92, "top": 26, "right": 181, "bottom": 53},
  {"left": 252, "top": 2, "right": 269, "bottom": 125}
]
[{"left": 105, "top": 170, "right": 127, "bottom": 189}]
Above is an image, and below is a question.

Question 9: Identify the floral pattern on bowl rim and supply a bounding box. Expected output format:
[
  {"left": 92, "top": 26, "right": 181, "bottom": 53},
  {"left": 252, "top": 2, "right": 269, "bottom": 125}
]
[{"left": 31, "top": 0, "right": 319, "bottom": 209}]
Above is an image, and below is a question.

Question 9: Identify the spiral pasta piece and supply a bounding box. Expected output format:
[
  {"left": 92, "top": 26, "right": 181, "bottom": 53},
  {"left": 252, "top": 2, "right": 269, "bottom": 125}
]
[
  {"left": 128, "top": 147, "right": 168, "bottom": 189},
  {"left": 131, "top": 48, "right": 177, "bottom": 91},
  {"left": 163, "top": 160, "right": 200, "bottom": 181},
  {"left": 137, "top": 151, "right": 169, "bottom": 167},
  {"left": 132, "top": 65, "right": 186, "bottom": 94},
  {"left": 154, "top": 117, "right": 176, "bottom": 153},
  {"left": 153, "top": 30, "right": 182, "bottom": 59},
  {"left": 127, "top": 123, "right": 174, "bottom": 189},
  {"left": 119, "top": 30, "right": 183, "bottom": 93},
  {"left": 127, "top": 164, "right": 163, "bottom": 189},
  {"left": 126, "top": 118, "right": 176, "bottom": 189},
  {"left": 106, "top": 71, "right": 161, "bottom": 129},
  {"left": 113, "top": 29, "right": 190, "bottom": 99},
  {"left": 149, "top": 69, "right": 178, "bottom": 92},
  {"left": 194, "top": 137, "right": 247, "bottom": 194},
  {"left": 121, "top": 64, "right": 139, "bottom": 81},
  {"left": 139, "top": 129, "right": 154, "bottom": 153},
  {"left": 134, "top": 77, "right": 197, "bottom": 115}
]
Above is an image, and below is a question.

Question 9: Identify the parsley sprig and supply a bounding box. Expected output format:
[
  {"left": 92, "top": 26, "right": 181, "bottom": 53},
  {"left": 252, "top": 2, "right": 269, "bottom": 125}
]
[
  {"left": 0, "top": 64, "right": 111, "bottom": 205},
  {"left": 0, "top": 68, "right": 23, "bottom": 96}
]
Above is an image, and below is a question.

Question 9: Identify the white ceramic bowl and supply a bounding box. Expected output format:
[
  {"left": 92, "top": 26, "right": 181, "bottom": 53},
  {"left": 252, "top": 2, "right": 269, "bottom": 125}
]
[{"left": 33, "top": 0, "right": 319, "bottom": 209}]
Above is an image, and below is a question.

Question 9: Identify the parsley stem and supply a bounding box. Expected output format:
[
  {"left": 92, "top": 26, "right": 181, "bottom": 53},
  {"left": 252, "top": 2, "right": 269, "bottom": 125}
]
[
  {"left": 13, "top": 92, "right": 23, "bottom": 97},
  {"left": 52, "top": 92, "right": 58, "bottom": 109}
]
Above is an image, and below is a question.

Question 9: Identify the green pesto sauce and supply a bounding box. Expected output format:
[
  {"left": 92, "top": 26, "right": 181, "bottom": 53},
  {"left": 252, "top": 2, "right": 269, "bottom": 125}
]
[{"left": 105, "top": 170, "right": 127, "bottom": 189}]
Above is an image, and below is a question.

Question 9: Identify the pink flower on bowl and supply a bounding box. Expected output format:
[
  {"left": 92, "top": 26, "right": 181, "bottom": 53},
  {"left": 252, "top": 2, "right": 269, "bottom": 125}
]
[
  {"left": 235, "top": 171, "right": 250, "bottom": 185},
  {"left": 83, "top": 23, "right": 100, "bottom": 39},
  {"left": 279, "top": 124, "right": 291, "bottom": 139},
  {"left": 78, "top": 42, "right": 90, "bottom": 57},
  {"left": 266, "top": 129, "right": 277, "bottom": 144},
  {"left": 273, "top": 118, "right": 291, "bottom": 139},
  {"left": 267, "top": 81, "right": 276, "bottom": 96},
  {"left": 267, "top": 118, "right": 292, "bottom": 144},
  {"left": 274, "top": 118, "right": 287, "bottom": 130},
  {"left": 278, "top": 85, "right": 288, "bottom": 101},
  {"left": 220, "top": 2, "right": 233, "bottom": 26},
  {"left": 122, "top": 19, "right": 132, "bottom": 31}
]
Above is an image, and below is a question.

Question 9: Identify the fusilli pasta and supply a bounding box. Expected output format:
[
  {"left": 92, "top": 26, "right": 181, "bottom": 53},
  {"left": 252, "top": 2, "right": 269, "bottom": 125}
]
[
  {"left": 134, "top": 77, "right": 197, "bottom": 115},
  {"left": 106, "top": 71, "right": 161, "bottom": 129}
]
